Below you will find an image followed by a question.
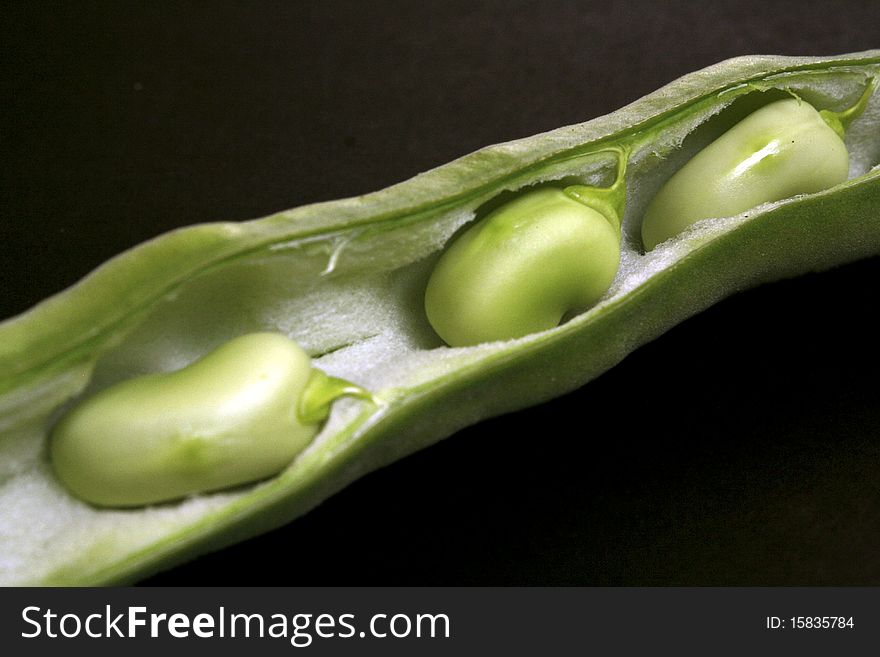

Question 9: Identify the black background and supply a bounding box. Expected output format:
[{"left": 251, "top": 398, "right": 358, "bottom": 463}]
[{"left": 2, "top": 1, "right": 879, "bottom": 585}]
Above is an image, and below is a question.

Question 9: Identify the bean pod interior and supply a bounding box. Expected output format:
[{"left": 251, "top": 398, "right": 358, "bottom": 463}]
[{"left": 1, "top": 54, "right": 879, "bottom": 585}]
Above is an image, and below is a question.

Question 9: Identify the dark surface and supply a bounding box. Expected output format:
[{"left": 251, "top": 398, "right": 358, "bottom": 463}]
[{"left": 2, "top": 1, "right": 879, "bottom": 585}]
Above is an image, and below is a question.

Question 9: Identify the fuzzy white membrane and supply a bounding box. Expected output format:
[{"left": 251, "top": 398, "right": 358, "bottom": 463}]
[
  {"left": 2, "top": 73, "right": 879, "bottom": 585},
  {"left": 0, "top": 464, "right": 238, "bottom": 584}
]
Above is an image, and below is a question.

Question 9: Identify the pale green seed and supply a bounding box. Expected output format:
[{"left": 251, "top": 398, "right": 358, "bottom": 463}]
[
  {"left": 425, "top": 186, "right": 622, "bottom": 347},
  {"left": 641, "top": 94, "right": 863, "bottom": 251},
  {"left": 50, "top": 333, "right": 349, "bottom": 507}
]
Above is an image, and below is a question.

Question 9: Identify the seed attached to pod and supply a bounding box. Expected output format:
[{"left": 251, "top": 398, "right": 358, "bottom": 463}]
[
  {"left": 50, "top": 332, "right": 369, "bottom": 507},
  {"left": 641, "top": 79, "right": 877, "bottom": 250},
  {"left": 424, "top": 148, "right": 628, "bottom": 347}
]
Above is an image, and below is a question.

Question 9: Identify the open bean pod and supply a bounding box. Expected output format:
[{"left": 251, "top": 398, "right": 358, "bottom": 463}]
[{"left": 1, "top": 51, "right": 879, "bottom": 585}]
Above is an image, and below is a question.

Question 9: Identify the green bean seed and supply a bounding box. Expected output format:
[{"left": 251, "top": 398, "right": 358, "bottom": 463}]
[
  {"left": 50, "top": 332, "right": 367, "bottom": 507},
  {"left": 641, "top": 80, "right": 876, "bottom": 250},
  {"left": 425, "top": 149, "right": 628, "bottom": 346}
]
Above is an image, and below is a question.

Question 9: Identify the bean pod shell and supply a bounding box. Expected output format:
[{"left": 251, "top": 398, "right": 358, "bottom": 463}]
[{"left": 1, "top": 51, "right": 878, "bottom": 585}]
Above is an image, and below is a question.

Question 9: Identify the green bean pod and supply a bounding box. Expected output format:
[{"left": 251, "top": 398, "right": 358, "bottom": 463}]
[
  {"left": 1, "top": 52, "right": 879, "bottom": 585},
  {"left": 641, "top": 80, "right": 876, "bottom": 250},
  {"left": 50, "top": 333, "right": 367, "bottom": 507},
  {"left": 425, "top": 149, "right": 627, "bottom": 346}
]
